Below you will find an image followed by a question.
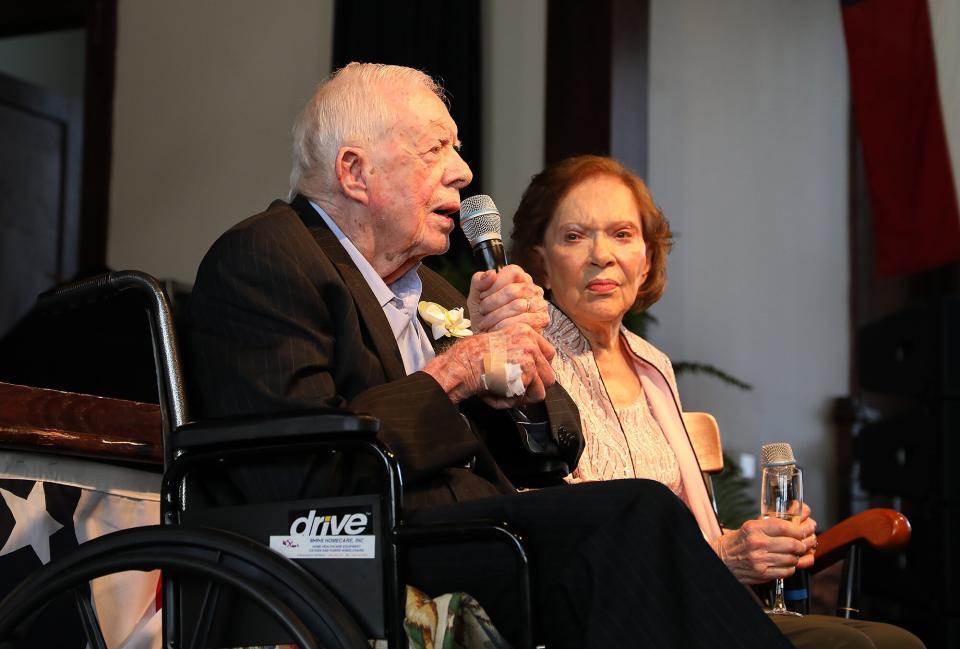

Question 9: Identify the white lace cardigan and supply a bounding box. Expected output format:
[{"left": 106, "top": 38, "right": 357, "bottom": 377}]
[{"left": 544, "top": 304, "right": 722, "bottom": 544}]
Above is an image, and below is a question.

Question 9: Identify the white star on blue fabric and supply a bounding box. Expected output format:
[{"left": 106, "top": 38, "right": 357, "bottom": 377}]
[{"left": 0, "top": 482, "right": 64, "bottom": 564}]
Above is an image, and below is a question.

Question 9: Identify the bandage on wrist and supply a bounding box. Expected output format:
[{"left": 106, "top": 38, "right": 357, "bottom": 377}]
[{"left": 482, "top": 338, "right": 524, "bottom": 397}]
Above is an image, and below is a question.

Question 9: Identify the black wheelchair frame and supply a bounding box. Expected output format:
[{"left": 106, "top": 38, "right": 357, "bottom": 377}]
[{"left": 0, "top": 270, "right": 535, "bottom": 649}]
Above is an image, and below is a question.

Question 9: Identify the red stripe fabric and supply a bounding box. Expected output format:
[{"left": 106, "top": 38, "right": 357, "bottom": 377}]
[{"left": 842, "top": 0, "right": 960, "bottom": 275}]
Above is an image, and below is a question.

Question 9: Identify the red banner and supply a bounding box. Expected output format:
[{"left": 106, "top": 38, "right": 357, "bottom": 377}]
[{"left": 842, "top": 0, "right": 960, "bottom": 275}]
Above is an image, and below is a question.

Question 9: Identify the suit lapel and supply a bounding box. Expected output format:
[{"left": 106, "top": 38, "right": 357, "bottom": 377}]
[
  {"left": 418, "top": 266, "right": 469, "bottom": 355},
  {"left": 289, "top": 196, "right": 407, "bottom": 382}
]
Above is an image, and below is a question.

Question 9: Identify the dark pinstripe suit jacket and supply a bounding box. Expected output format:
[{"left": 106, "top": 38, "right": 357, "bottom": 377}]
[{"left": 187, "top": 196, "right": 581, "bottom": 507}]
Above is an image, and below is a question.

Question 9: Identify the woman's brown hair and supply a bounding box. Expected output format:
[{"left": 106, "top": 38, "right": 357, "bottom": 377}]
[{"left": 510, "top": 155, "right": 673, "bottom": 312}]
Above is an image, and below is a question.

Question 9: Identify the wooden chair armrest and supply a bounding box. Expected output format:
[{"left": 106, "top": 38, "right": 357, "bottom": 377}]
[
  {"left": 811, "top": 508, "right": 911, "bottom": 573},
  {"left": 0, "top": 381, "right": 162, "bottom": 464}
]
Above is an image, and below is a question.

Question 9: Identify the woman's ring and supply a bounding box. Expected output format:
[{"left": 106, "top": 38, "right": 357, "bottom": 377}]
[{"left": 526, "top": 297, "right": 533, "bottom": 312}]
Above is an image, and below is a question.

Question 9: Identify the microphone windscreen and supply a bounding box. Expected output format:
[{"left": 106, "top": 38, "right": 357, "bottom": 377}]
[
  {"left": 459, "top": 195, "right": 502, "bottom": 247},
  {"left": 760, "top": 442, "right": 796, "bottom": 468}
]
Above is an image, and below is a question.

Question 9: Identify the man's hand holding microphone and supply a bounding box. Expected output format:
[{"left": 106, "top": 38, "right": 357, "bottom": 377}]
[{"left": 422, "top": 196, "right": 555, "bottom": 409}]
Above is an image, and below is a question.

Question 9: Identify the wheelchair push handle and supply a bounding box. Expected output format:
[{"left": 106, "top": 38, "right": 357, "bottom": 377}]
[
  {"left": 38, "top": 270, "right": 162, "bottom": 313},
  {"left": 37, "top": 271, "right": 123, "bottom": 312},
  {"left": 37, "top": 270, "right": 190, "bottom": 452}
]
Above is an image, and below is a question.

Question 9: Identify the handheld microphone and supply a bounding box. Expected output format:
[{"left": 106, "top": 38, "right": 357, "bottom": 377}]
[
  {"left": 760, "top": 441, "right": 802, "bottom": 525},
  {"left": 760, "top": 442, "right": 796, "bottom": 469},
  {"left": 759, "top": 441, "right": 807, "bottom": 614},
  {"left": 459, "top": 194, "right": 507, "bottom": 271}
]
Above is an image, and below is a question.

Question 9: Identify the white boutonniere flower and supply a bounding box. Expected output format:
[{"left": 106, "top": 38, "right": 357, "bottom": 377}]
[{"left": 417, "top": 301, "right": 473, "bottom": 339}]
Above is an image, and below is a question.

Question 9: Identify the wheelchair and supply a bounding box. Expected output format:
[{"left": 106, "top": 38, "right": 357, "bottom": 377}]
[
  {"left": 0, "top": 271, "right": 914, "bottom": 648},
  {"left": 0, "top": 270, "right": 534, "bottom": 649}
]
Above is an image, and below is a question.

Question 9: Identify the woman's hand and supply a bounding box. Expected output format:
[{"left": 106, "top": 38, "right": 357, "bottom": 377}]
[
  {"left": 795, "top": 503, "right": 818, "bottom": 567},
  {"left": 717, "top": 506, "right": 818, "bottom": 584},
  {"left": 467, "top": 266, "right": 549, "bottom": 333}
]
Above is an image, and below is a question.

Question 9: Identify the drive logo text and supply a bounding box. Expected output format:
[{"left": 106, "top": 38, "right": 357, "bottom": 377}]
[{"left": 289, "top": 509, "right": 371, "bottom": 537}]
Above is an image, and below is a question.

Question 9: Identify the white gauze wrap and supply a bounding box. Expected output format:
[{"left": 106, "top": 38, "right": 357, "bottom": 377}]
[{"left": 481, "top": 335, "right": 524, "bottom": 397}]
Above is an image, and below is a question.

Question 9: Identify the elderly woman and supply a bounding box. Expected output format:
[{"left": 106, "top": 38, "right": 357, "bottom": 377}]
[{"left": 509, "top": 154, "right": 924, "bottom": 649}]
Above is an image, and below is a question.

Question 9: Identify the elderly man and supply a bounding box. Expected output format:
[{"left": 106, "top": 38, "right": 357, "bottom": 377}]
[{"left": 188, "top": 63, "right": 791, "bottom": 648}]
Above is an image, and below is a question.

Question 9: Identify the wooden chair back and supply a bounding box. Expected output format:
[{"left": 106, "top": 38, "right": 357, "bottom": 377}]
[{"left": 682, "top": 411, "right": 724, "bottom": 474}]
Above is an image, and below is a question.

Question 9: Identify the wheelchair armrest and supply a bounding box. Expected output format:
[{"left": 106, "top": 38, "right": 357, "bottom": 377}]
[
  {"left": 164, "top": 409, "right": 401, "bottom": 530},
  {"left": 173, "top": 409, "right": 380, "bottom": 451},
  {"left": 811, "top": 508, "right": 911, "bottom": 573}
]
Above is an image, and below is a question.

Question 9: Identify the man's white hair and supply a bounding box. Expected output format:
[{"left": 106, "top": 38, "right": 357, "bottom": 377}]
[{"left": 289, "top": 62, "right": 446, "bottom": 200}]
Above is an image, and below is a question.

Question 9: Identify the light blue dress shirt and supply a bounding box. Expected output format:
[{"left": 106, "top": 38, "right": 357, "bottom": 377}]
[{"left": 310, "top": 201, "right": 436, "bottom": 375}]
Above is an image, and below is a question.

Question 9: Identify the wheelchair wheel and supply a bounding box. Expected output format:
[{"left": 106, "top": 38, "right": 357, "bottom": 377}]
[{"left": 0, "top": 525, "right": 370, "bottom": 649}]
